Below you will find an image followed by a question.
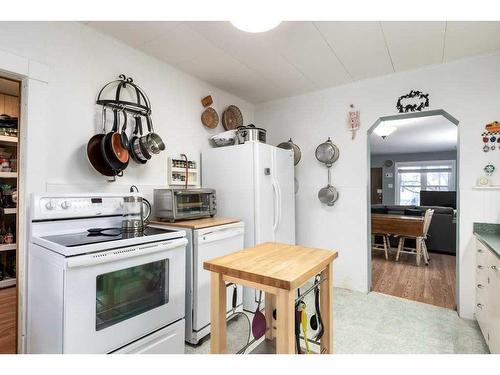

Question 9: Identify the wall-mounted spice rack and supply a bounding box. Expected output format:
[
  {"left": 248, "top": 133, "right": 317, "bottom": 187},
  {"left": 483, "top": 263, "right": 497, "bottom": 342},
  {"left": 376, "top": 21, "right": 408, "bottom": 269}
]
[{"left": 167, "top": 157, "right": 199, "bottom": 186}]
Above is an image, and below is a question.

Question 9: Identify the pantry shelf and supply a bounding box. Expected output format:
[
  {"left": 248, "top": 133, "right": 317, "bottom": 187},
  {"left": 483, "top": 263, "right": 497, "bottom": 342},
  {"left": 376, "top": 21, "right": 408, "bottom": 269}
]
[
  {"left": 3, "top": 208, "right": 16, "bottom": 215},
  {"left": 0, "top": 172, "right": 17, "bottom": 178},
  {"left": 0, "top": 243, "right": 16, "bottom": 252},
  {"left": 0, "top": 135, "right": 18, "bottom": 145}
]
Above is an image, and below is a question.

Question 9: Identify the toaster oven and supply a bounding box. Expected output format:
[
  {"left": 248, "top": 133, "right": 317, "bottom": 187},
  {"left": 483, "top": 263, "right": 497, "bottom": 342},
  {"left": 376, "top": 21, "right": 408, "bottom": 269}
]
[{"left": 153, "top": 188, "right": 216, "bottom": 222}]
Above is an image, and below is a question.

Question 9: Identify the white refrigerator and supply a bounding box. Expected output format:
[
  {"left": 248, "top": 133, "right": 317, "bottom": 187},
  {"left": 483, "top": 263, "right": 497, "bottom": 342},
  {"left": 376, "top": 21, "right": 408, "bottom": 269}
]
[{"left": 202, "top": 142, "right": 296, "bottom": 311}]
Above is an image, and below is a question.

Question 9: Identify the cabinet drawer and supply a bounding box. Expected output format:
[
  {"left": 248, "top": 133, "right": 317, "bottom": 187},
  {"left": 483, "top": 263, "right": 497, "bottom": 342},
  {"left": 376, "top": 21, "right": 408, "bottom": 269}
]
[
  {"left": 476, "top": 265, "right": 488, "bottom": 286},
  {"left": 476, "top": 240, "right": 489, "bottom": 264}
]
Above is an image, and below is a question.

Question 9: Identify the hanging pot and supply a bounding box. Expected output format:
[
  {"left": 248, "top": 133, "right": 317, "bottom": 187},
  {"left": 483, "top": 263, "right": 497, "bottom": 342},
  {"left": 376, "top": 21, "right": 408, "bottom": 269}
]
[
  {"left": 144, "top": 115, "right": 166, "bottom": 154},
  {"left": 129, "top": 116, "right": 148, "bottom": 164},
  {"left": 315, "top": 137, "right": 339, "bottom": 167},
  {"left": 236, "top": 124, "right": 266, "bottom": 144},
  {"left": 277, "top": 138, "right": 301, "bottom": 165}
]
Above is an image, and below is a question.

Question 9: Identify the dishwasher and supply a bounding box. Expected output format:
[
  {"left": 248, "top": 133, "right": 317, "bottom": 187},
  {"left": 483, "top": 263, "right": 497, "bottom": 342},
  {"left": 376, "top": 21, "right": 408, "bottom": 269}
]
[{"left": 151, "top": 220, "right": 244, "bottom": 345}]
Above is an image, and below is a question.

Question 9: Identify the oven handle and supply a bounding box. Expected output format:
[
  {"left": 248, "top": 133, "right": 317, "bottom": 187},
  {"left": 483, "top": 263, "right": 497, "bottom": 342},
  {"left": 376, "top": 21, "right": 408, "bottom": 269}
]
[{"left": 66, "top": 238, "right": 188, "bottom": 268}]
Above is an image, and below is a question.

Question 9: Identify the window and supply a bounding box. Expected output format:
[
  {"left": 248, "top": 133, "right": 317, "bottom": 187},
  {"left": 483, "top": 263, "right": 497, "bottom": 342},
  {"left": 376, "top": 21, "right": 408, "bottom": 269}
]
[{"left": 395, "top": 160, "right": 456, "bottom": 206}]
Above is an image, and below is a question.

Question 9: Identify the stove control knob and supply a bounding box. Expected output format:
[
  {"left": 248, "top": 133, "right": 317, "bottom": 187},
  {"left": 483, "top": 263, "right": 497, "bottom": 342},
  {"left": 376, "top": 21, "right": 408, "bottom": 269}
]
[
  {"left": 61, "top": 201, "right": 71, "bottom": 210},
  {"left": 45, "top": 201, "right": 56, "bottom": 210}
]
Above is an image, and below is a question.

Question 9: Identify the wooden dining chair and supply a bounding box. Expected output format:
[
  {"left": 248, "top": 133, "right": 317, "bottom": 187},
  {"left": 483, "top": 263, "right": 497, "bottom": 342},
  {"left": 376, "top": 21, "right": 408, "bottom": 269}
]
[
  {"left": 372, "top": 233, "right": 390, "bottom": 260},
  {"left": 395, "top": 209, "right": 434, "bottom": 266}
]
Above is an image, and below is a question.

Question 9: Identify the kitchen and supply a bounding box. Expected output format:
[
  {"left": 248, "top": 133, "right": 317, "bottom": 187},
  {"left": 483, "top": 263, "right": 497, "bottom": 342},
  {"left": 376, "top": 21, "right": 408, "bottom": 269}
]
[{"left": 0, "top": 2, "right": 500, "bottom": 367}]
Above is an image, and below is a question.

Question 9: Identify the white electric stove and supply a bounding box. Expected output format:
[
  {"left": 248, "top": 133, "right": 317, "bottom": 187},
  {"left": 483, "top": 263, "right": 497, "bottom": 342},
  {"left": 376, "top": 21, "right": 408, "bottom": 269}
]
[{"left": 27, "top": 193, "right": 187, "bottom": 354}]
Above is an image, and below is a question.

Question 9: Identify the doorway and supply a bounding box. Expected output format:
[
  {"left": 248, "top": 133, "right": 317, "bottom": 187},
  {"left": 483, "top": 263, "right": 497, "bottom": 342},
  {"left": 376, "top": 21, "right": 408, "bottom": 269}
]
[
  {"left": 367, "top": 110, "right": 459, "bottom": 311},
  {"left": 0, "top": 76, "right": 20, "bottom": 353}
]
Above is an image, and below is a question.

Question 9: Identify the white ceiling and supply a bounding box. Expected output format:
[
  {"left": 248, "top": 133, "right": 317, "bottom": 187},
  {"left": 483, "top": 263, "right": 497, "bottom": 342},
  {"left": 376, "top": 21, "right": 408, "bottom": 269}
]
[
  {"left": 87, "top": 21, "right": 500, "bottom": 103},
  {"left": 370, "top": 115, "right": 457, "bottom": 155}
]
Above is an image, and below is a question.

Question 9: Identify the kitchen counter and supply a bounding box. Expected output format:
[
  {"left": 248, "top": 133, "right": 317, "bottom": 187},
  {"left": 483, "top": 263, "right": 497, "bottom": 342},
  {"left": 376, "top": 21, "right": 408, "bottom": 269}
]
[
  {"left": 473, "top": 222, "right": 500, "bottom": 259},
  {"left": 150, "top": 217, "right": 240, "bottom": 229}
]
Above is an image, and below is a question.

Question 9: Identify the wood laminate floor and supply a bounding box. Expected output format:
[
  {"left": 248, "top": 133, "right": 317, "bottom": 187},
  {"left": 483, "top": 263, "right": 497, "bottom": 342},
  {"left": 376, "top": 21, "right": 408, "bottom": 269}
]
[
  {"left": 0, "top": 287, "right": 16, "bottom": 354},
  {"left": 371, "top": 250, "right": 456, "bottom": 310}
]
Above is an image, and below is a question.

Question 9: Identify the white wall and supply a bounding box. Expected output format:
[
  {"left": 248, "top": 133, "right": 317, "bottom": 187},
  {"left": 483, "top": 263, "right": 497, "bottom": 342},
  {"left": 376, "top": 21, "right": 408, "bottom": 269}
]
[
  {"left": 256, "top": 52, "right": 500, "bottom": 319},
  {"left": 0, "top": 21, "right": 254, "bottom": 351},
  {"left": 0, "top": 21, "right": 254, "bottom": 194}
]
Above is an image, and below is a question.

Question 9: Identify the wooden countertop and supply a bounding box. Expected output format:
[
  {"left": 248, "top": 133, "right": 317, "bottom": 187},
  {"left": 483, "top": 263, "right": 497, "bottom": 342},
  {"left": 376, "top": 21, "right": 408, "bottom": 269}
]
[
  {"left": 149, "top": 217, "right": 241, "bottom": 229},
  {"left": 203, "top": 242, "right": 338, "bottom": 290}
]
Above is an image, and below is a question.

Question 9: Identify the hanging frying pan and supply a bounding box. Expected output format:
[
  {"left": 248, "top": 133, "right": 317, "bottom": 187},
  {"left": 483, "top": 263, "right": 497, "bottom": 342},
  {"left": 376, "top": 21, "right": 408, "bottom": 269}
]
[
  {"left": 101, "top": 131, "right": 127, "bottom": 176},
  {"left": 119, "top": 110, "right": 129, "bottom": 149},
  {"left": 277, "top": 138, "right": 301, "bottom": 165},
  {"left": 109, "top": 110, "right": 129, "bottom": 164},
  {"left": 86, "top": 108, "right": 115, "bottom": 177}
]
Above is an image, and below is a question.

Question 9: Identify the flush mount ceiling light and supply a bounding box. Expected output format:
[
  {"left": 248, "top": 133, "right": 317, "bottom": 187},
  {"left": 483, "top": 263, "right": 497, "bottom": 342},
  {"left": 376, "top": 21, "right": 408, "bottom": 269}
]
[
  {"left": 230, "top": 20, "right": 281, "bottom": 33},
  {"left": 374, "top": 126, "right": 397, "bottom": 139}
]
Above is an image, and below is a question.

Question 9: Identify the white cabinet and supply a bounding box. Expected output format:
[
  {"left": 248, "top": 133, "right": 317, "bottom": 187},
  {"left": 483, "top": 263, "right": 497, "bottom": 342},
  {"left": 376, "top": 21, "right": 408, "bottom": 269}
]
[
  {"left": 475, "top": 238, "right": 500, "bottom": 353},
  {"left": 489, "top": 254, "right": 500, "bottom": 353}
]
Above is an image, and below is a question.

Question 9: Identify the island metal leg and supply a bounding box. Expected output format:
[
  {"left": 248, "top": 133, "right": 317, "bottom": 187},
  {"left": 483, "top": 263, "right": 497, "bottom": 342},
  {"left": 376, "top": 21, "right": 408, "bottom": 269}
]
[
  {"left": 210, "top": 272, "right": 227, "bottom": 354},
  {"left": 320, "top": 262, "right": 333, "bottom": 354}
]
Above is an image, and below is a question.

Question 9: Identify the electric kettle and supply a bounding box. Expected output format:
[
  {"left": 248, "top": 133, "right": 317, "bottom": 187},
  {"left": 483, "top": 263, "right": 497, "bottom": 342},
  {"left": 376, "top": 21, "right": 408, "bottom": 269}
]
[{"left": 121, "top": 195, "right": 151, "bottom": 233}]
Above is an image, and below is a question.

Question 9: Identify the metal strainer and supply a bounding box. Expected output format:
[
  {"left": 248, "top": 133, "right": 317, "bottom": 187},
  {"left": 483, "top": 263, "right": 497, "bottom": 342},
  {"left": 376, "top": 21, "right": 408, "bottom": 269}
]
[
  {"left": 318, "top": 167, "right": 339, "bottom": 206},
  {"left": 315, "top": 137, "right": 339, "bottom": 167}
]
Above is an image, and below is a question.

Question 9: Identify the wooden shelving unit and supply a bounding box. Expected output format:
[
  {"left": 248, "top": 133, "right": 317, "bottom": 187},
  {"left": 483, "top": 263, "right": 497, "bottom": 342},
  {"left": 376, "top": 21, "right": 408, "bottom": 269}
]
[
  {"left": 0, "top": 135, "right": 17, "bottom": 145},
  {"left": 0, "top": 244, "right": 16, "bottom": 253},
  {"left": 0, "top": 134, "right": 18, "bottom": 290}
]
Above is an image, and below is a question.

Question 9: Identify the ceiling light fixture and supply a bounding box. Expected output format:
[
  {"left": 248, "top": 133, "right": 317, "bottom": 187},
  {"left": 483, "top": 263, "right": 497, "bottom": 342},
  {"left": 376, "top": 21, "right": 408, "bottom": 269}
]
[
  {"left": 374, "top": 126, "right": 397, "bottom": 139},
  {"left": 230, "top": 20, "right": 281, "bottom": 33}
]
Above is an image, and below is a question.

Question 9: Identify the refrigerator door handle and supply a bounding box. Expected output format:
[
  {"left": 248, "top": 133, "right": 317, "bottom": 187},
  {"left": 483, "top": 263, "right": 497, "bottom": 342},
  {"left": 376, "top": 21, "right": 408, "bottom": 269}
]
[
  {"left": 275, "top": 179, "right": 282, "bottom": 231},
  {"left": 272, "top": 179, "right": 279, "bottom": 233}
]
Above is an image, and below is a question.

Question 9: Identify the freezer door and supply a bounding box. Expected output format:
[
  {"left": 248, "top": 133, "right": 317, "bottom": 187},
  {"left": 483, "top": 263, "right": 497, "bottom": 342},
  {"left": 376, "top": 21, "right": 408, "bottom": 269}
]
[
  {"left": 202, "top": 144, "right": 255, "bottom": 247},
  {"left": 273, "top": 147, "right": 296, "bottom": 244},
  {"left": 254, "top": 143, "right": 275, "bottom": 244},
  {"left": 192, "top": 222, "right": 245, "bottom": 332}
]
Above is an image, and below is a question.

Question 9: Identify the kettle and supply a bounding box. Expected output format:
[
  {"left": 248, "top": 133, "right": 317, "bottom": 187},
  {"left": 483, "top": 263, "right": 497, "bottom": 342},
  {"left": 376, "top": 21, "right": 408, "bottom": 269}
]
[{"left": 121, "top": 195, "right": 151, "bottom": 233}]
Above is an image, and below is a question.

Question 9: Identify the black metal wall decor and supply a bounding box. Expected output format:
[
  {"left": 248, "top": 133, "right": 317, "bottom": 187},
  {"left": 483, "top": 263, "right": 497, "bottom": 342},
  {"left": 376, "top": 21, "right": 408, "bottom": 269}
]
[{"left": 396, "top": 90, "right": 430, "bottom": 113}]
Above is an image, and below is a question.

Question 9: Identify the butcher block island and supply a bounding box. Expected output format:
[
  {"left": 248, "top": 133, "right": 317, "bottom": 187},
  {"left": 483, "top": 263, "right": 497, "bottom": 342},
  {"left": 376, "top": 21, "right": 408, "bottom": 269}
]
[{"left": 203, "top": 242, "right": 338, "bottom": 354}]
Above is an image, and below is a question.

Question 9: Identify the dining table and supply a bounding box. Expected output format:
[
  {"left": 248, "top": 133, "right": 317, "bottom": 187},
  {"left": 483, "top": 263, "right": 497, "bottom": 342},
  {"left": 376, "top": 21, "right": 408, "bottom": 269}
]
[{"left": 371, "top": 213, "right": 425, "bottom": 237}]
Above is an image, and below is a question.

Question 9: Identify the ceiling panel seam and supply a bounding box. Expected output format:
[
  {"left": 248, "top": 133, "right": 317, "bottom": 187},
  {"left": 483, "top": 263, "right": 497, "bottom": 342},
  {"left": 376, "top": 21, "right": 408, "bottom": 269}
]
[
  {"left": 184, "top": 23, "right": 304, "bottom": 96},
  {"left": 441, "top": 21, "right": 448, "bottom": 63},
  {"left": 379, "top": 22, "right": 396, "bottom": 73},
  {"left": 312, "top": 21, "right": 354, "bottom": 81}
]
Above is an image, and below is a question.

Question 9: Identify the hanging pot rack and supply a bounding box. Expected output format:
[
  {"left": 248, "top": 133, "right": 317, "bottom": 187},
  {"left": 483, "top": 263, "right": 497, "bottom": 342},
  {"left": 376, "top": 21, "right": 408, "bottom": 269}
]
[{"left": 96, "top": 74, "right": 152, "bottom": 116}]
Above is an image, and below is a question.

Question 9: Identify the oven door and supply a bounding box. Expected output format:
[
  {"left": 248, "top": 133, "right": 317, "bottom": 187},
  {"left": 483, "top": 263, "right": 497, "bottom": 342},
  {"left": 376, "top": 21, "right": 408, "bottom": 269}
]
[
  {"left": 62, "top": 238, "right": 187, "bottom": 353},
  {"left": 173, "top": 192, "right": 213, "bottom": 220}
]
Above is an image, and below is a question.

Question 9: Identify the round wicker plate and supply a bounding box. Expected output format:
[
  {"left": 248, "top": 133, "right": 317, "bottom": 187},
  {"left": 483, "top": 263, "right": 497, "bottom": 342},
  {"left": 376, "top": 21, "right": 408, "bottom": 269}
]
[
  {"left": 201, "top": 107, "right": 219, "bottom": 129},
  {"left": 222, "top": 105, "right": 243, "bottom": 130}
]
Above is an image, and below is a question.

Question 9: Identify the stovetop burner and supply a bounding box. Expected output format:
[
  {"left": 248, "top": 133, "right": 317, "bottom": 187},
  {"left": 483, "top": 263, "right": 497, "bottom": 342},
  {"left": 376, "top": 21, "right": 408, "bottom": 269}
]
[{"left": 42, "top": 226, "right": 177, "bottom": 248}]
